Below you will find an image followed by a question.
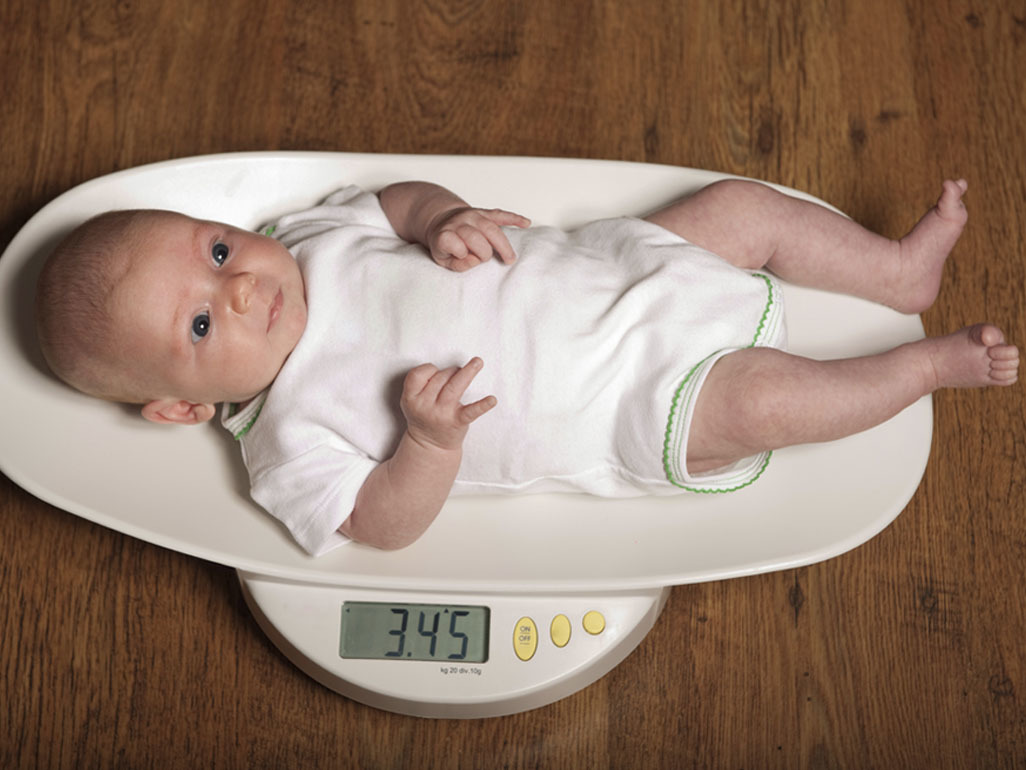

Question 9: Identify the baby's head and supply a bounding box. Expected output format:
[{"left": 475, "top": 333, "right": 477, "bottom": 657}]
[{"left": 35, "top": 209, "right": 307, "bottom": 424}]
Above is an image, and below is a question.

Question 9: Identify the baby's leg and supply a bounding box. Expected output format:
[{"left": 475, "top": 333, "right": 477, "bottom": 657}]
[
  {"left": 645, "top": 178, "right": 967, "bottom": 314},
  {"left": 687, "top": 324, "right": 1018, "bottom": 474}
]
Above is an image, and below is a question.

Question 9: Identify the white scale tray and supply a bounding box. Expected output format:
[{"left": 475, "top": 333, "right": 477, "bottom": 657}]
[{"left": 0, "top": 152, "right": 931, "bottom": 593}]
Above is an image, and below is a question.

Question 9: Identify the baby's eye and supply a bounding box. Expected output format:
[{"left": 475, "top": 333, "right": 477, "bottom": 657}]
[
  {"left": 191, "top": 312, "right": 211, "bottom": 343},
  {"left": 212, "top": 242, "right": 229, "bottom": 266}
]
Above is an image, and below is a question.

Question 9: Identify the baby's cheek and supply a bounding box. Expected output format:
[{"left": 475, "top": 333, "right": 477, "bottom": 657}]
[{"left": 222, "top": 345, "right": 270, "bottom": 394}]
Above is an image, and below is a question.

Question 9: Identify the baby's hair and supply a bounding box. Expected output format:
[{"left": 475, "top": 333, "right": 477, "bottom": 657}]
[{"left": 35, "top": 209, "right": 155, "bottom": 402}]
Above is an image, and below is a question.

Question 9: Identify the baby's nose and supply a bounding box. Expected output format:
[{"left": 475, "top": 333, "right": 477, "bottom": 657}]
[{"left": 228, "top": 273, "right": 256, "bottom": 314}]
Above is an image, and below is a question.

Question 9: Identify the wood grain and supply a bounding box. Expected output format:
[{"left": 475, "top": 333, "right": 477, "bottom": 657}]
[{"left": 2, "top": 0, "right": 1024, "bottom": 767}]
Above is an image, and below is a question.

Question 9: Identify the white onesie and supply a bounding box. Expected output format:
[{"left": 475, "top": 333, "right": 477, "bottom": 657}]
[{"left": 221, "top": 186, "right": 786, "bottom": 555}]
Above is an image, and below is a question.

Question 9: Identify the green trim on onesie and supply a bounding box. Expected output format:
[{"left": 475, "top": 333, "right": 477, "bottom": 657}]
[
  {"left": 662, "top": 272, "right": 781, "bottom": 492},
  {"left": 224, "top": 393, "right": 267, "bottom": 441},
  {"left": 233, "top": 403, "right": 263, "bottom": 440}
]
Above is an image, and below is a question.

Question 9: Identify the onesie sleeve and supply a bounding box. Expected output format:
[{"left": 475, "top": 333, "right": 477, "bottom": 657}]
[
  {"left": 266, "top": 185, "right": 397, "bottom": 248},
  {"left": 247, "top": 443, "right": 378, "bottom": 556}
]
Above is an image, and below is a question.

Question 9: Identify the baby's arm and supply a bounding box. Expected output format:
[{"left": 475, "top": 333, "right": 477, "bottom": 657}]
[
  {"left": 338, "top": 358, "right": 495, "bottom": 550},
  {"left": 379, "top": 181, "right": 530, "bottom": 272}
]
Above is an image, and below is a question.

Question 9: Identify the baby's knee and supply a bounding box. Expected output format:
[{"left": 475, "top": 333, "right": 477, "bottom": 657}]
[
  {"left": 687, "top": 349, "right": 789, "bottom": 468},
  {"left": 698, "top": 178, "right": 776, "bottom": 208},
  {"left": 699, "top": 348, "right": 804, "bottom": 441}
]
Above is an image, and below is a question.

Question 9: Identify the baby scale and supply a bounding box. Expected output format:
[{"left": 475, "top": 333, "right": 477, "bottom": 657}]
[{"left": 0, "top": 153, "right": 932, "bottom": 718}]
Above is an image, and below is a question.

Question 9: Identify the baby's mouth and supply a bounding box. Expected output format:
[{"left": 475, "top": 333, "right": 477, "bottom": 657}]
[{"left": 267, "top": 289, "right": 283, "bottom": 332}]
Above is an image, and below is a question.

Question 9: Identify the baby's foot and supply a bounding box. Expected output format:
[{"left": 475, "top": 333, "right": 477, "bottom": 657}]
[
  {"left": 894, "top": 179, "right": 969, "bottom": 313},
  {"left": 923, "top": 323, "right": 1019, "bottom": 390}
]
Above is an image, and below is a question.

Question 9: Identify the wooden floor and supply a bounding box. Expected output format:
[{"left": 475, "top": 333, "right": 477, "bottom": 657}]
[{"left": 3, "top": 1, "right": 1025, "bottom": 767}]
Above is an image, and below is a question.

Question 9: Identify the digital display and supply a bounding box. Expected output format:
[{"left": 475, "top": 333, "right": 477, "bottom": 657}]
[{"left": 340, "top": 602, "right": 490, "bottom": 662}]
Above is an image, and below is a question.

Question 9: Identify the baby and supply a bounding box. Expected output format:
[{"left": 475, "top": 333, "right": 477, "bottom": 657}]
[{"left": 34, "top": 177, "right": 1019, "bottom": 553}]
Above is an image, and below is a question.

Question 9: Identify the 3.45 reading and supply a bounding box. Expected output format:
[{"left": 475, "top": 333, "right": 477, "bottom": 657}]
[{"left": 340, "top": 602, "right": 490, "bottom": 663}]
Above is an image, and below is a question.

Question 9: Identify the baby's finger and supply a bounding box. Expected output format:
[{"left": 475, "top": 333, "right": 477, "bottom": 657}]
[
  {"left": 403, "top": 363, "right": 440, "bottom": 395},
  {"left": 483, "top": 227, "right": 518, "bottom": 265},
  {"left": 474, "top": 214, "right": 526, "bottom": 265},
  {"left": 458, "top": 395, "right": 497, "bottom": 424},
  {"left": 425, "top": 365, "right": 462, "bottom": 399},
  {"left": 466, "top": 211, "right": 529, "bottom": 266},
  {"left": 456, "top": 225, "right": 502, "bottom": 265},
  {"left": 447, "top": 257, "right": 483, "bottom": 272},
  {"left": 435, "top": 230, "right": 470, "bottom": 264},
  {"left": 482, "top": 208, "right": 531, "bottom": 230},
  {"left": 438, "top": 357, "right": 486, "bottom": 403}
]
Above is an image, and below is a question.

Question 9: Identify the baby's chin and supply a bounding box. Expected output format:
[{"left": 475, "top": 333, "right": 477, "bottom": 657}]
[
  {"left": 223, "top": 359, "right": 293, "bottom": 404},
  {"left": 224, "top": 375, "right": 281, "bottom": 406},
  {"left": 223, "top": 385, "right": 271, "bottom": 407}
]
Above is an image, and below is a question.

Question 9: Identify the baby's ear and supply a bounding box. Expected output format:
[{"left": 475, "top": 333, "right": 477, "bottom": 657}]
[{"left": 141, "top": 398, "right": 216, "bottom": 425}]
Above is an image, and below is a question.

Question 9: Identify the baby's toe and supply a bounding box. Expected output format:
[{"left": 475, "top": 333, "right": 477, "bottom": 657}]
[
  {"left": 990, "top": 343, "right": 1019, "bottom": 361},
  {"left": 970, "top": 323, "right": 1005, "bottom": 347},
  {"left": 990, "top": 347, "right": 1019, "bottom": 383},
  {"left": 938, "top": 179, "right": 969, "bottom": 217}
]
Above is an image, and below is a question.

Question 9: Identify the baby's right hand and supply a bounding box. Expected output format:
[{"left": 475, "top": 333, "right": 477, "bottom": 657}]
[
  {"left": 400, "top": 358, "right": 496, "bottom": 451},
  {"left": 427, "top": 207, "right": 530, "bottom": 272}
]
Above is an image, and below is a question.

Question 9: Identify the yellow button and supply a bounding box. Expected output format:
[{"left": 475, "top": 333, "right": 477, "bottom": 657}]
[
  {"left": 582, "top": 610, "right": 606, "bottom": 635},
  {"left": 550, "top": 614, "right": 571, "bottom": 648},
  {"left": 513, "top": 617, "right": 537, "bottom": 661}
]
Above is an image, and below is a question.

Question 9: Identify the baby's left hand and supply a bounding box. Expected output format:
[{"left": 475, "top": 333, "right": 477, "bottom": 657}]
[
  {"left": 427, "top": 207, "right": 530, "bottom": 272},
  {"left": 400, "top": 357, "right": 497, "bottom": 451}
]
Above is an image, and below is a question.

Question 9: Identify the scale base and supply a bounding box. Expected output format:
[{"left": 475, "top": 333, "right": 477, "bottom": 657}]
[{"left": 239, "top": 571, "right": 670, "bottom": 719}]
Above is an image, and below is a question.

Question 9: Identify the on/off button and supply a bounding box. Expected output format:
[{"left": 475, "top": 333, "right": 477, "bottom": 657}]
[{"left": 513, "top": 617, "right": 537, "bottom": 661}]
